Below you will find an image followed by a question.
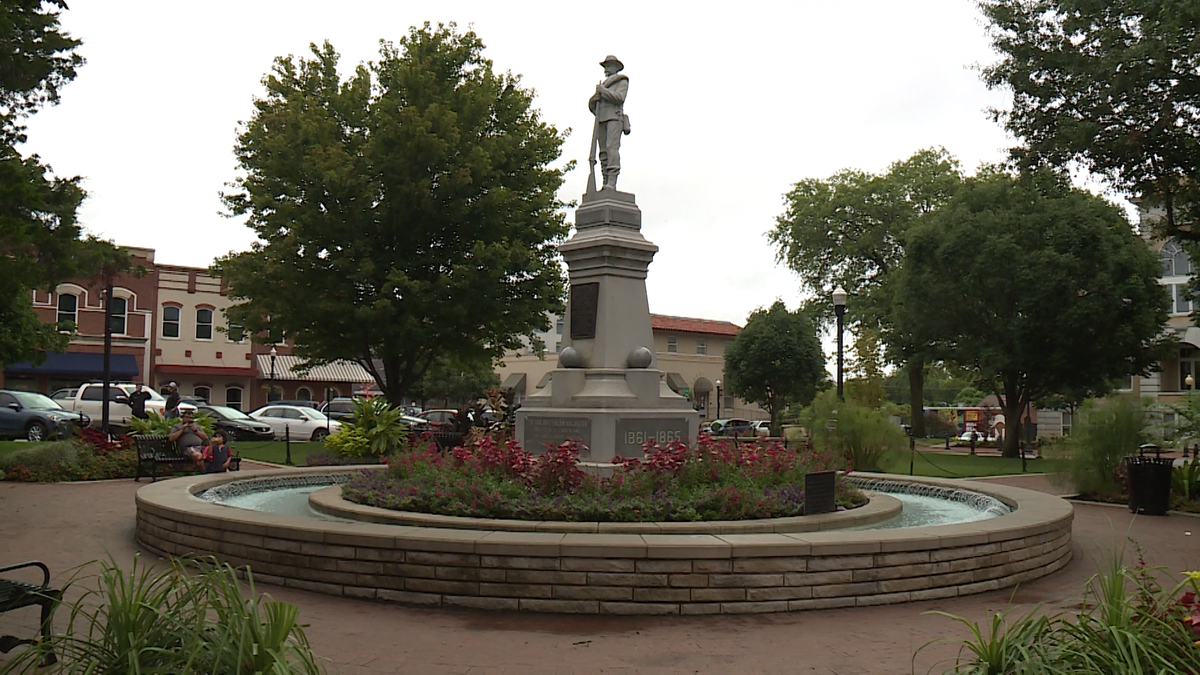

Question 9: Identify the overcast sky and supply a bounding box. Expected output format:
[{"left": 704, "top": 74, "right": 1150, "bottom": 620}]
[{"left": 23, "top": 1, "right": 1030, "bottom": 327}]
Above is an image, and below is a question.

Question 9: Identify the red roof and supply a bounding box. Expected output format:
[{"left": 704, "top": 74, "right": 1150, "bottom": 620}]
[{"left": 650, "top": 314, "right": 740, "bottom": 337}]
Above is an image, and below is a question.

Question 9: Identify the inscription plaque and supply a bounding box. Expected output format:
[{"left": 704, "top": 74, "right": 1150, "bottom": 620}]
[
  {"left": 524, "top": 416, "right": 592, "bottom": 457},
  {"left": 804, "top": 471, "right": 837, "bottom": 515},
  {"left": 569, "top": 283, "right": 599, "bottom": 339},
  {"left": 615, "top": 418, "right": 690, "bottom": 458}
]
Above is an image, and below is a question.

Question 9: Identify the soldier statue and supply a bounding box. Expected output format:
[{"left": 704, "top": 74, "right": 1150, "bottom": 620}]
[{"left": 588, "top": 55, "right": 629, "bottom": 192}]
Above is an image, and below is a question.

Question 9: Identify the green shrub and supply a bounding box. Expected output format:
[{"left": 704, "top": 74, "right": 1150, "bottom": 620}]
[
  {"left": 0, "top": 439, "right": 80, "bottom": 475},
  {"left": 323, "top": 426, "right": 371, "bottom": 458},
  {"left": 1056, "top": 395, "right": 1148, "bottom": 498},
  {"left": 804, "top": 390, "right": 906, "bottom": 471},
  {"left": 2, "top": 555, "right": 326, "bottom": 674}
]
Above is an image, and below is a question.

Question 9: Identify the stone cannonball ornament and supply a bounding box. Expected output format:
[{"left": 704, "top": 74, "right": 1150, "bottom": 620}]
[
  {"left": 558, "top": 345, "right": 584, "bottom": 368},
  {"left": 627, "top": 346, "right": 653, "bottom": 369}
]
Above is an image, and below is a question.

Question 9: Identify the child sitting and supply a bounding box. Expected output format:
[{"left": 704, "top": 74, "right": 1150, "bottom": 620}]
[{"left": 203, "top": 431, "right": 232, "bottom": 474}]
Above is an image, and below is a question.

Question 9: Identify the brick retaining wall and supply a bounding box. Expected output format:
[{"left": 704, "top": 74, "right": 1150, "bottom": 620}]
[{"left": 135, "top": 468, "right": 1074, "bottom": 615}]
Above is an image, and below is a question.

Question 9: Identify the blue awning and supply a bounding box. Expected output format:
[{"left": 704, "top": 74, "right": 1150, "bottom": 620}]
[{"left": 5, "top": 352, "right": 139, "bottom": 378}]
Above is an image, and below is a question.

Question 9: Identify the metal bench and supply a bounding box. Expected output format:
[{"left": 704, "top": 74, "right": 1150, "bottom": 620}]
[
  {"left": 133, "top": 434, "right": 190, "bottom": 482},
  {"left": 0, "top": 561, "right": 60, "bottom": 667}
]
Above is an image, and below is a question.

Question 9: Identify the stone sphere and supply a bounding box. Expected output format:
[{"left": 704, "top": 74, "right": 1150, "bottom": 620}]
[
  {"left": 627, "top": 346, "right": 653, "bottom": 369},
  {"left": 558, "top": 346, "right": 584, "bottom": 368}
]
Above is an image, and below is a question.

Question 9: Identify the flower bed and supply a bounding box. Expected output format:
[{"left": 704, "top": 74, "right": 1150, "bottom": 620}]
[{"left": 340, "top": 436, "right": 864, "bottom": 522}]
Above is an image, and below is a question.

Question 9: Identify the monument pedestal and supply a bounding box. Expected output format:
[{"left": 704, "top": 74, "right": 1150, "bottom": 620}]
[{"left": 516, "top": 190, "right": 699, "bottom": 462}]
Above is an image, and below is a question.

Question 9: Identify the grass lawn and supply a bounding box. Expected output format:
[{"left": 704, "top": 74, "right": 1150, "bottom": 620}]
[
  {"left": 229, "top": 440, "right": 322, "bottom": 465},
  {"left": 878, "top": 450, "right": 1069, "bottom": 478}
]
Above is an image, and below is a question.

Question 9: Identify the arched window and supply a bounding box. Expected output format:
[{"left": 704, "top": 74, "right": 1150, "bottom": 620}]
[
  {"left": 108, "top": 296, "right": 127, "bottom": 335},
  {"left": 196, "top": 308, "right": 213, "bottom": 340},
  {"left": 162, "top": 305, "right": 181, "bottom": 338},
  {"left": 1160, "top": 240, "right": 1193, "bottom": 277},
  {"left": 225, "top": 387, "right": 243, "bottom": 411},
  {"left": 296, "top": 387, "right": 312, "bottom": 401},
  {"left": 193, "top": 386, "right": 211, "bottom": 402},
  {"left": 57, "top": 293, "right": 77, "bottom": 326}
]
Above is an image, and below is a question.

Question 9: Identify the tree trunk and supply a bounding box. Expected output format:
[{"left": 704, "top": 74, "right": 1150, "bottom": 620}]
[
  {"left": 908, "top": 358, "right": 926, "bottom": 437},
  {"left": 1001, "top": 389, "right": 1025, "bottom": 458}
]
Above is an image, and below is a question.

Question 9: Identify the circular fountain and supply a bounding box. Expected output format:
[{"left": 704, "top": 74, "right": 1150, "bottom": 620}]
[{"left": 136, "top": 466, "right": 1073, "bottom": 615}]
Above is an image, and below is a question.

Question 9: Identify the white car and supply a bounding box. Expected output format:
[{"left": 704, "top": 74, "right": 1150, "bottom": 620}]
[{"left": 249, "top": 404, "right": 341, "bottom": 441}]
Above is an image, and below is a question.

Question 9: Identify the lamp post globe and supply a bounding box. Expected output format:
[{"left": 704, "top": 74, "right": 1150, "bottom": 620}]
[{"left": 832, "top": 287, "right": 847, "bottom": 402}]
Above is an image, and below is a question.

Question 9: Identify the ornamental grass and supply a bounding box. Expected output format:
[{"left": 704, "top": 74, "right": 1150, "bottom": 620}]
[{"left": 340, "top": 436, "right": 863, "bottom": 522}]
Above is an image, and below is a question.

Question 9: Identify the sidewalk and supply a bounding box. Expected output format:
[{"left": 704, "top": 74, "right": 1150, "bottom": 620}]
[{"left": 1, "top": 476, "right": 1195, "bottom": 674}]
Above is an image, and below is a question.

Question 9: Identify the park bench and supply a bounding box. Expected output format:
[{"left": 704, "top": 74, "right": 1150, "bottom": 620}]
[
  {"left": 133, "top": 434, "right": 241, "bottom": 482},
  {"left": 0, "top": 561, "right": 60, "bottom": 667}
]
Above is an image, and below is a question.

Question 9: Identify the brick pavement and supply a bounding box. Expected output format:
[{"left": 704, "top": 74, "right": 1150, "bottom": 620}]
[{"left": 0, "top": 475, "right": 1196, "bottom": 674}]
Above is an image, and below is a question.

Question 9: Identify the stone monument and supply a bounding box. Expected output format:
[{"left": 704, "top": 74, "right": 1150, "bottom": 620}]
[{"left": 515, "top": 56, "right": 700, "bottom": 463}]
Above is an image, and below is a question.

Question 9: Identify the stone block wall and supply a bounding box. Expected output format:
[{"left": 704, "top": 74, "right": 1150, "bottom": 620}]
[{"left": 136, "top": 468, "right": 1074, "bottom": 615}]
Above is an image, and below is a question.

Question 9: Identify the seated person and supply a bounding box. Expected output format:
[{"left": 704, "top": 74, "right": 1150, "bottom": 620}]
[
  {"left": 168, "top": 409, "right": 208, "bottom": 469},
  {"left": 202, "top": 431, "right": 232, "bottom": 473}
]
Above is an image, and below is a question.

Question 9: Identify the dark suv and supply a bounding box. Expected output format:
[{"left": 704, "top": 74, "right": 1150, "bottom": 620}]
[{"left": 320, "top": 398, "right": 358, "bottom": 422}]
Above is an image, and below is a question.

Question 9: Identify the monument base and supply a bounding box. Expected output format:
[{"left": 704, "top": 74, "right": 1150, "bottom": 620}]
[{"left": 516, "top": 406, "right": 700, "bottom": 463}]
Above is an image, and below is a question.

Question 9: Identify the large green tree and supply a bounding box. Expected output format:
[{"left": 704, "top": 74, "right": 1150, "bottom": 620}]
[
  {"left": 216, "top": 24, "right": 569, "bottom": 402},
  {"left": 0, "top": 1, "right": 123, "bottom": 368},
  {"left": 980, "top": 0, "right": 1200, "bottom": 237},
  {"left": 722, "top": 301, "right": 827, "bottom": 436},
  {"left": 410, "top": 353, "right": 500, "bottom": 408},
  {"left": 895, "top": 169, "right": 1171, "bottom": 456},
  {"left": 769, "top": 148, "right": 962, "bottom": 435}
]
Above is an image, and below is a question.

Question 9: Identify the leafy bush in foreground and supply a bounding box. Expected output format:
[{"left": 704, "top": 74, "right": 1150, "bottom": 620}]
[
  {"left": 0, "top": 434, "right": 138, "bottom": 482},
  {"left": 341, "top": 436, "right": 862, "bottom": 522},
  {"left": 925, "top": 543, "right": 1200, "bottom": 674},
  {"left": 2, "top": 556, "right": 326, "bottom": 674}
]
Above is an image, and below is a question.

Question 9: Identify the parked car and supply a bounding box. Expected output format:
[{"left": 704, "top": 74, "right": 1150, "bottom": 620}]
[
  {"left": 319, "top": 397, "right": 359, "bottom": 422},
  {"left": 249, "top": 404, "right": 342, "bottom": 441},
  {"left": 197, "top": 405, "right": 275, "bottom": 441},
  {"left": 398, "top": 414, "right": 432, "bottom": 431},
  {"left": 706, "top": 418, "right": 756, "bottom": 437},
  {"left": 752, "top": 421, "right": 772, "bottom": 436},
  {"left": 0, "top": 390, "right": 89, "bottom": 441},
  {"left": 417, "top": 408, "right": 459, "bottom": 429},
  {"left": 958, "top": 430, "right": 994, "bottom": 443},
  {"left": 265, "top": 400, "right": 322, "bottom": 410},
  {"left": 51, "top": 383, "right": 196, "bottom": 429}
]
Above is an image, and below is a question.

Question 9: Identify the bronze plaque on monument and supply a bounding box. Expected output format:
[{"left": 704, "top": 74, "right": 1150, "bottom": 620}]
[
  {"left": 804, "top": 471, "right": 837, "bottom": 515},
  {"left": 614, "top": 418, "right": 689, "bottom": 458},
  {"left": 524, "top": 416, "right": 592, "bottom": 456},
  {"left": 569, "top": 283, "right": 599, "bottom": 339}
]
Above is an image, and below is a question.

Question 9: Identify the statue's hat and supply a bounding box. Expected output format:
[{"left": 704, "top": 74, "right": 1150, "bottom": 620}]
[{"left": 599, "top": 55, "right": 624, "bottom": 71}]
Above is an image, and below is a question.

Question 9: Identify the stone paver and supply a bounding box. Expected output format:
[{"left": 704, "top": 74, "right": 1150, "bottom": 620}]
[{"left": 1, "top": 475, "right": 1196, "bottom": 674}]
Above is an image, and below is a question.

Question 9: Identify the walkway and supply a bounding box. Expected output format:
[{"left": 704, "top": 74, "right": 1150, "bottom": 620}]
[{"left": 0, "top": 473, "right": 1195, "bottom": 674}]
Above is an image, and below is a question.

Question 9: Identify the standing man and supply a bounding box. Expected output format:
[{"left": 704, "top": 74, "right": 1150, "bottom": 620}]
[
  {"left": 129, "top": 384, "right": 151, "bottom": 420},
  {"left": 164, "top": 382, "right": 181, "bottom": 419},
  {"left": 589, "top": 55, "right": 629, "bottom": 191}
]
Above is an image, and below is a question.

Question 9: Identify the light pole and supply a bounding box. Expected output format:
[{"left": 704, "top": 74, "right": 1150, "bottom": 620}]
[
  {"left": 714, "top": 379, "right": 722, "bottom": 420},
  {"left": 269, "top": 346, "right": 278, "bottom": 405},
  {"left": 833, "top": 286, "right": 847, "bottom": 402}
]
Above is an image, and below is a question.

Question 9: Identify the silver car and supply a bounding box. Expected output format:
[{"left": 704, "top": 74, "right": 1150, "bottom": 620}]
[{"left": 249, "top": 404, "right": 342, "bottom": 441}]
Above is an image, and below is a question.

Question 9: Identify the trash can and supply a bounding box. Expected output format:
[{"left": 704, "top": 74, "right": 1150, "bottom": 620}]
[{"left": 1124, "top": 444, "right": 1174, "bottom": 516}]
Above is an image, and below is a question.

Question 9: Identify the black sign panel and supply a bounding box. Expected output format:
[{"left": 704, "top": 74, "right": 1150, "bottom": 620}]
[
  {"left": 569, "top": 283, "right": 599, "bottom": 340},
  {"left": 804, "top": 471, "right": 837, "bottom": 515},
  {"left": 523, "top": 416, "right": 592, "bottom": 457},
  {"left": 615, "top": 418, "right": 690, "bottom": 458}
]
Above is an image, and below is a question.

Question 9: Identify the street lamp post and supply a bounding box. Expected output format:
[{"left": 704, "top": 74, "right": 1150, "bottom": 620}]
[
  {"left": 269, "top": 346, "right": 278, "bottom": 405},
  {"left": 1187, "top": 373, "right": 1195, "bottom": 390},
  {"left": 714, "top": 379, "right": 722, "bottom": 420},
  {"left": 833, "top": 287, "right": 847, "bottom": 402}
]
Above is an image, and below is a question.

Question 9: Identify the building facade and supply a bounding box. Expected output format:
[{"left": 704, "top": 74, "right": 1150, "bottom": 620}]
[{"left": 1, "top": 247, "right": 375, "bottom": 410}]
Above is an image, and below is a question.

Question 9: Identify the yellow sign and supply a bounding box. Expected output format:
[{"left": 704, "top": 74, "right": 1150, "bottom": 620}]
[{"left": 965, "top": 410, "right": 979, "bottom": 422}]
